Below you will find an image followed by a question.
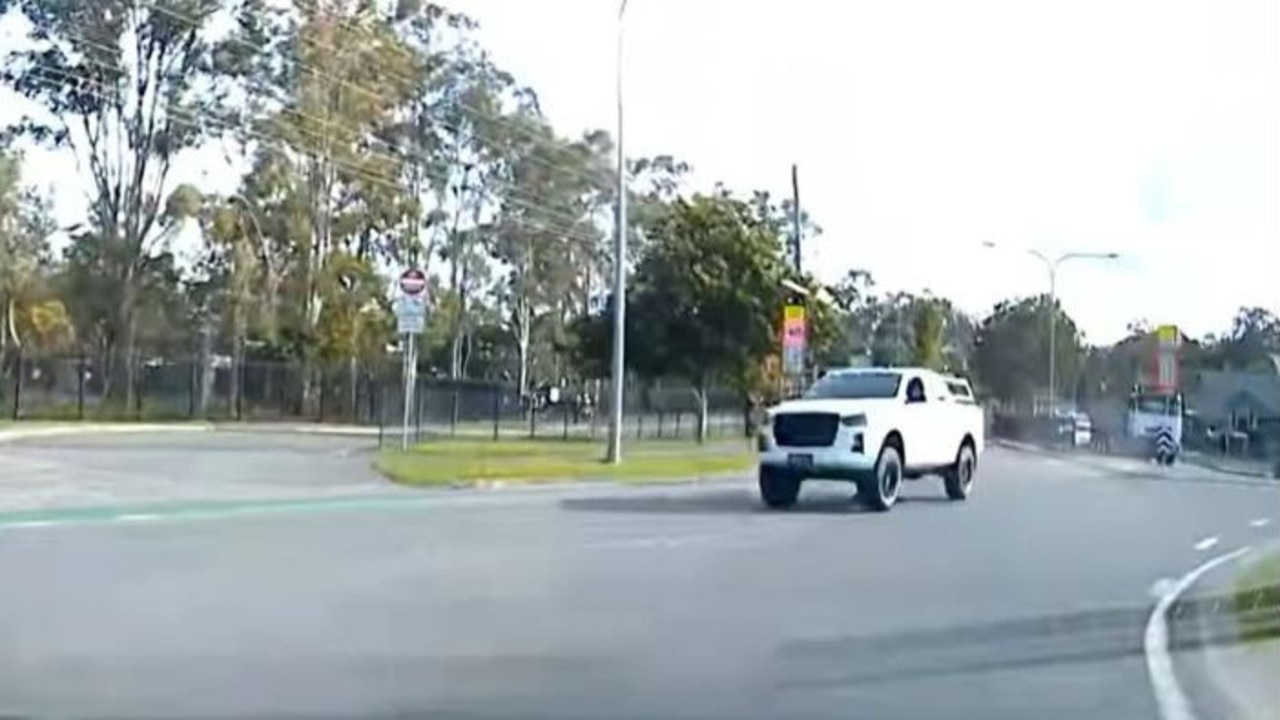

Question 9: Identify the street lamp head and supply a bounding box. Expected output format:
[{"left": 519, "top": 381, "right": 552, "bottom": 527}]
[
  {"left": 981, "top": 240, "right": 997, "bottom": 249},
  {"left": 780, "top": 279, "right": 810, "bottom": 296}
]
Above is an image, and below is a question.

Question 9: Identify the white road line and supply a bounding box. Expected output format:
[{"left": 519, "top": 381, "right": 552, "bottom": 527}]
[
  {"left": 3, "top": 520, "right": 56, "bottom": 529},
  {"left": 116, "top": 514, "right": 158, "bottom": 523},
  {"left": 586, "top": 532, "right": 738, "bottom": 551},
  {"left": 1148, "top": 578, "right": 1177, "bottom": 599},
  {"left": 1144, "top": 545, "right": 1251, "bottom": 720},
  {"left": 1192, "top": 536, "right": 1220, "bottom": 552},
  {"left": 1250, "top": 518, "right": 1271, "bottom": 528}
]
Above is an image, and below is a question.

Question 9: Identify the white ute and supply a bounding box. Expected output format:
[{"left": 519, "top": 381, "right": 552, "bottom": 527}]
[{"left": 757, "top": 367, "right": 985, "bottom": 511}]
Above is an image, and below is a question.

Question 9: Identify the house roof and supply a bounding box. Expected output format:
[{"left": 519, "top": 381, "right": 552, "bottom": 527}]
[{"left": 1188, "top": 370, "right": 1280, "bottom": 420}]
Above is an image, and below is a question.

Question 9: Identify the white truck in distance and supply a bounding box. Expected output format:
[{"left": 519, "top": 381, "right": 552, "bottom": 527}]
[{"left": 757, "top": 367, "right": 985, "bottom": 512}]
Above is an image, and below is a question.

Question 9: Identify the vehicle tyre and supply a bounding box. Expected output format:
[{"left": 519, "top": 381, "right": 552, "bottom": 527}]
[
  {"left": 944, "top": 442, "right": 977, "bottom": 501},
  {"left": 759, "top": 467, "right": 801, "bottom": 509},
  {"left": 859, "top": 445, "right": 902, "bottom": 512}
]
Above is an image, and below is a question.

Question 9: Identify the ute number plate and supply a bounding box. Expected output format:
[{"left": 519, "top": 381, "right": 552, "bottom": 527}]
[{"left": 787, "top": 453, "right": 814, "bottom": 469}]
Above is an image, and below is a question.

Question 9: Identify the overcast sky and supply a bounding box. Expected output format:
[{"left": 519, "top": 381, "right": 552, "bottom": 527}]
[{"left": 4, "top": 0, "right": 1277, "bottom": 344}]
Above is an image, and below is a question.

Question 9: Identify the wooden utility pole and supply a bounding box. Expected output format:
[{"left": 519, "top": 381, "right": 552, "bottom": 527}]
[{"left": 790, "top": 163, "right": 802, "bottom": 272}]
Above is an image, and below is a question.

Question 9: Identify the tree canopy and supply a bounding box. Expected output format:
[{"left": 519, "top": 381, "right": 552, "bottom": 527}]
[{"left": 1, "top": 0, "right": 1275, "bottom": 424}]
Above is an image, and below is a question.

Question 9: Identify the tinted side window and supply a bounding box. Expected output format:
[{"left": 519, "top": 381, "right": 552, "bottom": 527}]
[{"left": 946, "top": 381, "right": 976, "bottom": 404}]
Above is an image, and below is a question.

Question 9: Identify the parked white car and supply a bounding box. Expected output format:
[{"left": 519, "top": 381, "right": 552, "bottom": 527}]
[{"left": 757, "top": 367, "right": 985, "bottom": 511}]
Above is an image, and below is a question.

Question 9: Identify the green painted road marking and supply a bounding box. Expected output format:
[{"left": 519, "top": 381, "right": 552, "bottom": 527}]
[{"left": 0, "top": 493, "right": 439, "bottom": 529}]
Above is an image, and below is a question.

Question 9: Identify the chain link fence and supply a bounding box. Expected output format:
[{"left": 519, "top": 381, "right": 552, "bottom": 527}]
[
  {"left": 0, "top": 351, "right": 751, "bottom": 443},
  {"left": 381, "top": 378, "right": 749, "bottom": 445}
]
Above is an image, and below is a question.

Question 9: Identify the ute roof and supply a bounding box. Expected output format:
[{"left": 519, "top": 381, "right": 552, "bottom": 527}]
[
  {"left": 825, "top": 366, "right": 973, "bottom": 386},
  {"left": 828, "top": 366, "right": 920, "bottom": 375},
  {"left": 829, "top": 366, "right": 967, "bottom": 377}
]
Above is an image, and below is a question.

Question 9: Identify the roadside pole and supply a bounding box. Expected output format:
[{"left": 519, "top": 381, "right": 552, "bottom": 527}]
[
  {"left": 1271, "top": 354, "right": 1280, "bottom": 477},
  {"left": 401, "top": 333, "right": 416, "bottom": 451},
  {"left": 790, "top": 163, "right": 802, "bottom": 272},
  {"left": 395, "top": 268, "right": 428, "bottom": 451}
]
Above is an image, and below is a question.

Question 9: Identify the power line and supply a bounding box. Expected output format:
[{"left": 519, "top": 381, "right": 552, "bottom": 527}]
[
  {"left": 15, "top": 60, "right": 607, "bottom": 251},
  {"left": 136, "top": 0, "right": 611, "bottom": 193},
  {"left": 12, "top": 24, "right": 608, "bottom": 240}
]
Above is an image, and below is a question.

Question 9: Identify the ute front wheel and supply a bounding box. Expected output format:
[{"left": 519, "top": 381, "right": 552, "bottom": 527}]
[
  {"left": 759, "top": 468, "right": 801, "bottom": 509},
  {"left": 858, "top": 446, "right": 902, "bottom": 512}
]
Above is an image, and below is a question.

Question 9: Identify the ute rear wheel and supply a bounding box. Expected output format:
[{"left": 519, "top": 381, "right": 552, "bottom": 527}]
[
  {"left": 759, "top": 467, "right": 801, "bottom": 509},
  {"left": 944, "top": 443, "right": 976, "bottom": 500}
]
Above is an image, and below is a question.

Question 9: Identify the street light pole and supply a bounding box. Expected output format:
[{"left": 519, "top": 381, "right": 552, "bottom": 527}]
[
  {"left": 227, "top": 193, "right": 276, "bottom": 286},
  {"left": 224, "top": 194, "right": 274, "bottom": 421},
  {"left": 607, "top": 0, "right": 630, "bottom": 464},
  {"left": 1032, "top": 250, "right": 1059, "bottom": 410},
  {"left": 984, "top": 242, "right": 1119, "bottom": 410}
]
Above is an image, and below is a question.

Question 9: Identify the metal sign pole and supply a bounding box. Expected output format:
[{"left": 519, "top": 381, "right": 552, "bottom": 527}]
[
  {"left": 395, "top": 267, "right": 428, "bottom": 451},
  {"left": 401, "top": 333, "right": 415, "bottom": 451}
]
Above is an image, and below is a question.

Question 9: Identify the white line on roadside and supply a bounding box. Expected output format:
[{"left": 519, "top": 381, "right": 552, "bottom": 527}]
[
  {"left": 1144, "top": 545, "right": 1251, "bottom": 720},
  {"left": 1192, "top": 536, "right": 1219, "bottom": 551},
  {"left": 3, "top": 520, "right": 56, "bottom": 529},
  {"left": 1250, "top": 518, "right": 1271, "bottom": 528},
  {"left": 587, "top": 532, "right": 738, "bottom": 551},
  {"left": 116, "top": 514, "right": 158, "bottom": 523}
]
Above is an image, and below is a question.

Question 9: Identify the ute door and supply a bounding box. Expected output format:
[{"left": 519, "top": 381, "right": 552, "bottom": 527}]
[
  {"left": 900, "top": 375, "right": 938, "bottom": 468},
  {"left": 922, "top": 374, "right": 958, "bottom": 465}
]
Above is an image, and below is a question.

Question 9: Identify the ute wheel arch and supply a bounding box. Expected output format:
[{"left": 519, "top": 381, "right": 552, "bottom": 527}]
[{"left": 881, "top": 430, "right": 905, "bottom": 466}]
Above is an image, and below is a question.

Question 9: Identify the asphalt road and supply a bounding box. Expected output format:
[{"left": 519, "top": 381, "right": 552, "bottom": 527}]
[{"left": 1, "top": 433, "right": 1277, "bottom": 719}]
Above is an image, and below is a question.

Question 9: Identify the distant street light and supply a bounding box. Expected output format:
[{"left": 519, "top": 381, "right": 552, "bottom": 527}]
[
  {"left": 780, "top": 279, "right": 810, "bottom": 297},
  {"left": 983, "top": 241, "right": 1119, "bottom": 409},
  {"left": 227, "top": 194, "right": 273, "bottom": 279}
]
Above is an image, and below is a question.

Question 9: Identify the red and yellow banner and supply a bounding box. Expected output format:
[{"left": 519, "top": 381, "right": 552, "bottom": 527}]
[
  {"left": 1150, "top": 324, "right": 1180, "bottom": 391},
  {"left": 782, "top": 304, "right": 806, "bottom": 349}
]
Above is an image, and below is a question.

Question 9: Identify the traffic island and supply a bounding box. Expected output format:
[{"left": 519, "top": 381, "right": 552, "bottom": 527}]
[
  {"left": 1235, "top": 551, "right": 1280, "bottom": 644},
  {"left": 1180, "top": 548, "right": 1280, "bottom": 720},
  {"left": 373, "top": 438, "right": 756, "bottom": 487}
]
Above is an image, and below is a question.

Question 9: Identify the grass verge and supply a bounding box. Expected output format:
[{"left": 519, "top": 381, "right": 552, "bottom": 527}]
[
  {"left": 374, "top": 437, "right": 756, "bottom": 486},
  {"left": 1233, "top": 550, "right": 1280, "bottom": 644}
]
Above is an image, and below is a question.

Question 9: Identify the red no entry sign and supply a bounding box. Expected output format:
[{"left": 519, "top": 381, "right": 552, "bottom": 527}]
[{"left": 399, "top": 268, "right": 427, "bottom": 296}]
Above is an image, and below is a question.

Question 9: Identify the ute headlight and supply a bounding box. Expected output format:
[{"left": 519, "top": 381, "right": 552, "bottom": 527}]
[{"left": 840, "top": 413, "right": 868, "bottom": 427}]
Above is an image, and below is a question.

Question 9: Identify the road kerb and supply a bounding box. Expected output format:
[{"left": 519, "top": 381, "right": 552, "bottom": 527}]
[
  {"left": 0, "top": 423, "right": 213, "bottom": 444},
  {"left": 992, "top": 439, "right": 1278, "bottom": 487},
  {"left": 211, "top": 422, "right": 381, "bottom": 437},
  {"left": 0, "top": 422, "right": 386, "bottom": 444}
]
